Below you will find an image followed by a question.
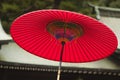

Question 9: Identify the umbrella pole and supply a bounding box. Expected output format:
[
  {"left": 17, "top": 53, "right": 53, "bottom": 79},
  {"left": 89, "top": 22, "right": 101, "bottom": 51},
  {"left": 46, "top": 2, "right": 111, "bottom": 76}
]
[{"left": 57, "top": 41, "right": 65, "bottom": 80}]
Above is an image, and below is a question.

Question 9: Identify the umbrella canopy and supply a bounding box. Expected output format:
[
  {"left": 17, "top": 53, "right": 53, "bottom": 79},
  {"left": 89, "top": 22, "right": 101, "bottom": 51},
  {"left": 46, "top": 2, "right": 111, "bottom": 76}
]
[{"left": 10, "top": 9, "right": 118, "bottom": 63}]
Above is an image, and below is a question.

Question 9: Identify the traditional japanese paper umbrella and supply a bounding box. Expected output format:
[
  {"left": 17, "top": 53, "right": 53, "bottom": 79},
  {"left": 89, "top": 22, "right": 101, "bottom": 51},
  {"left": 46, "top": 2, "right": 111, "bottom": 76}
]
[{"left": 10, "top": 10, "right": 118, "bottom": 80}]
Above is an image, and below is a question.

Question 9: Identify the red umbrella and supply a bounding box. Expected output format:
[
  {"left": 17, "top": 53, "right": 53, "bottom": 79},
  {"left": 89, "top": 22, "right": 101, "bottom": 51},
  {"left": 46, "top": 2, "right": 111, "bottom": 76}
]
[{"left": 10, "top": 9, "right": 118, "bottom": 80}]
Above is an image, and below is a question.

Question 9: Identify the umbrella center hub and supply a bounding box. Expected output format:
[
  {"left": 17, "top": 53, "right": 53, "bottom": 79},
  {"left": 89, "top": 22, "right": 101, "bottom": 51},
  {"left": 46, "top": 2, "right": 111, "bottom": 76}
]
[{"left": 47, "top": 21, "right": 83, "bottom": 42}]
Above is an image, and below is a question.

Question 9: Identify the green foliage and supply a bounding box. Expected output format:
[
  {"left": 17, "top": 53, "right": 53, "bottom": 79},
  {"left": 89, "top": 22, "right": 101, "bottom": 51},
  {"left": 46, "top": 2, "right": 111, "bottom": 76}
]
[
  {"left": 60, "top": 1, "right": 76, "bottom": 11},
  {"left": 109, "top": 0, "right": 120, "bottom": 8},
  {"left": 93, "top": 0, "right": 120, "bottom": 8},
  {"left": 2, "top": 3, "right": 19, "bottom": 12}
]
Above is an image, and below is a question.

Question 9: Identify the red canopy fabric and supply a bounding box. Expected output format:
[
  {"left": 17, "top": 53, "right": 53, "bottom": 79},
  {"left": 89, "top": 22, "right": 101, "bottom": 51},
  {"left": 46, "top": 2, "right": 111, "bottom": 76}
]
[{"left": 10, "top": 9, "right": 118, "bottom": 63}]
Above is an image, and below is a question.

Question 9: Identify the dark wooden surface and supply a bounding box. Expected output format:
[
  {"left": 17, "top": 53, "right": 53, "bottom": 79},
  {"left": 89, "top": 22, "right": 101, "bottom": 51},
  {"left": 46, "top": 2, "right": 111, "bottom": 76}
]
[{"left": 0, "top": 68, "right": 120, "bottom": 80}]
